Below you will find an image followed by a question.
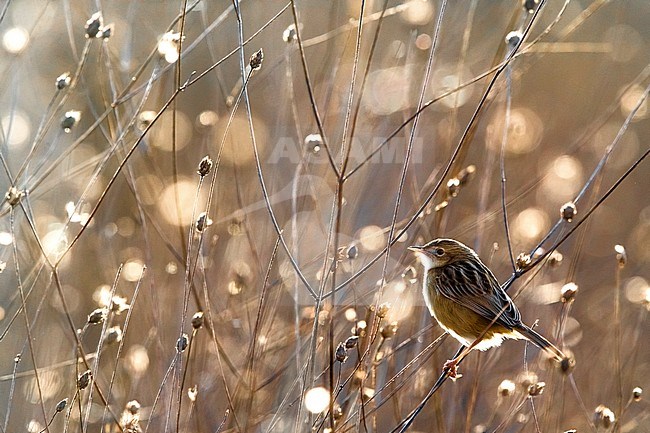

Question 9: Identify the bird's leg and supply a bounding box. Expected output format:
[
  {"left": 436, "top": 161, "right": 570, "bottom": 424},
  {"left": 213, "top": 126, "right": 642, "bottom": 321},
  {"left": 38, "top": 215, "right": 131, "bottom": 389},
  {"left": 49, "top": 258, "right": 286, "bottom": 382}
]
[{"left": 443, "top": 338, "right": 483, "bottom": 380}]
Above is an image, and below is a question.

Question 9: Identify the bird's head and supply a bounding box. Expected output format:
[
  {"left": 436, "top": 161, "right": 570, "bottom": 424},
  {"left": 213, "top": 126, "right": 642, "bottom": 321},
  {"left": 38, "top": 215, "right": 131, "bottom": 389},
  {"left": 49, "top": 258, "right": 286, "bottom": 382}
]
[{"left": 408, "top": 238, "right": 476, "bottom": 271}]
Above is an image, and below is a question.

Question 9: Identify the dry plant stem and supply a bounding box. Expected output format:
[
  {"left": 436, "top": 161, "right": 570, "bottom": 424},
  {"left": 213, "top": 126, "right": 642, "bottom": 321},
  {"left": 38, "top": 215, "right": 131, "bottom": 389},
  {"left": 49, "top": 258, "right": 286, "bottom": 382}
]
[
  {"left": 240, "top": 237, "right": 282, "bottom": 431},
  {"left": 499, "top": 44, "right": 516, "bottom": 271},
  {"left": 1, "top": 355, "right": 19, "bottom": 431},
  {"left": 82, "top": 265, "right": 123, "bottom": 429},
  {"left": 101, "top": 268, "right": 146, "bottom": 428},
  {"left": 289, "top": 0, "right": 340, "bottom": 178},
  {"left": 199, "top": 257, "right": 241, "bottom": 430},
  {"left": 176, "top": 328, "right": 197, "bottom": 433},
  {"left": 463, "top": 354, "right": 483, "bottom": 433},
  {"left": 171, "top": 0, "right": 191, "bottom": 271},
  {"left": 9, "top": 209, "right": 49, "bottom": 433},
  {"left": 614, "top": 262, "right": 623, "bottom": 432}
]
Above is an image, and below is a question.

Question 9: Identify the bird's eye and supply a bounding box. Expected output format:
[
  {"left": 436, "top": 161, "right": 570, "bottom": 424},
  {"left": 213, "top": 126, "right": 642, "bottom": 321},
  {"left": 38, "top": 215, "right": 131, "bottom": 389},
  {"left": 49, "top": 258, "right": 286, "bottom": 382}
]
[{"left": 433, "top": 248, "right": 445, "bottom": 257}]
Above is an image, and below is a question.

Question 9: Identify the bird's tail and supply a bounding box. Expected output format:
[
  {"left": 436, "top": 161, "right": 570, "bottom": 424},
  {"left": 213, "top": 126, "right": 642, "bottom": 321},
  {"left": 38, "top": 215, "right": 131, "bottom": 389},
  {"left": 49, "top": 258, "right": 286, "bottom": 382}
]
[{"left": 515, "top": 325, "right": 565, "bottom": 362}]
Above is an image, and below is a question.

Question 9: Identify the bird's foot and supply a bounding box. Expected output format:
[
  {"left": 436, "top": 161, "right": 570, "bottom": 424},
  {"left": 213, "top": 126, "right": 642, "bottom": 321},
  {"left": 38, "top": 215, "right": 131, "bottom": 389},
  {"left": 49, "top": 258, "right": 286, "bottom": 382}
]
[{"left": 443, "top": 359, "right": 462, "bottom": 380}]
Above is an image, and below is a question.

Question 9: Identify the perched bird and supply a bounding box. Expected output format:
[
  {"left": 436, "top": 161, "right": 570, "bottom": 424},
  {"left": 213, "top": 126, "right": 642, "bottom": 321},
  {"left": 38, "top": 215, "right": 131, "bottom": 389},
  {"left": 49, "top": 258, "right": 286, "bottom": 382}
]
[{"left": 408, "top": 238, "right": 566, "bottom": 378}]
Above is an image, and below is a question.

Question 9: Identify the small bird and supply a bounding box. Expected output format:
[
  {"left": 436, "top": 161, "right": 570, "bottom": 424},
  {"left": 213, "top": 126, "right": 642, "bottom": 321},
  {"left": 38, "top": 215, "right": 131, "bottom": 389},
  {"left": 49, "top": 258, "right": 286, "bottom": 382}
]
[{"left": 408, "top": 238, "right": 566, "bottom": 378}]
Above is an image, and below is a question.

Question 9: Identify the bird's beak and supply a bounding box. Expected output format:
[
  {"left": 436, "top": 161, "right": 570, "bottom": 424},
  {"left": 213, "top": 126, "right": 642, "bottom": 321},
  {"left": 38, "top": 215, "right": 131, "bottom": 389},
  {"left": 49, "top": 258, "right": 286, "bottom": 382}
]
[{"left": 408, "top": 245, "right": 424, "bottom": 253}]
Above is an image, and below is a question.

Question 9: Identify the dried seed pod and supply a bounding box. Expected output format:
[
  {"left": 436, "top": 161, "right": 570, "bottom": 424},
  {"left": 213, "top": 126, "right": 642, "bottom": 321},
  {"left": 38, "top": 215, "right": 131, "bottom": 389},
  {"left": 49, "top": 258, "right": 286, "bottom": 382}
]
[
  {"left": 498, "top": 379, "right": 516, "bottom": 397},
  {"left": 344, "top": 335, "right": 359, "bottom": 349},
  {"left": 614, "top": 244, "right": 627, "bottom": 267},
  {"left": 5, "top": 187, "right": 24, "bottom": 206},
  {"left": 61, "top": 110, "right": 81, "bottom": 132},
  {"left": 505, "top": 30, "right": 523, "bottom": 47},
  {"left": 126, "top": 400, "right": 141, "bottom": 415},
  {"left": 249, "top": 48, "right": 263, "bottom": 71},
  {"left": 632, "top": 387, "right": 643, "bottom": 401},
  {"left": 176, "top": 333, "right": 189, "bottom": 353},
  {"left": 304, "top": 133, "right": 323, "bottom": 154},
  {"left": 527, "top": 381, "right": 545, "bottom": 396},
  {"left": 56, "top": 72, "right": 71, "bottom": 89},
  {"left": 55, "top": 398, "right": 68, "bottom": 412},
  {"left": 560, "top": 354, "right": 576, "bottom": 374},
  {"left": 594, "top": 404, "right": 616, "bottom": 429},
  {"left": 377, "top": 302, "right": 391, "bottom": 318},
  {"left": 105, "top": 326, "right": 123, "bottom": 345},
  {"left": 187, "top": 386, "right": 198, "bottom": 402},
  {"left": 282, "top": 24, "right": 297, "bottom": 43},
  {"left": 335, "top": 343, "right": 348, "bottom": 363},
  {"left": 380, "top": 322, "right": 398, "bottom": 339},
  {"left": 548, "top": 250, "right": 563, "bottom": 267},
  {"left": 197, "top": 155, "right": 213, "bottom": 177},
  {"left": 515, "top": 253, "right": 532, "bottom": 272},
  {"left": 87, "top": 308, "right": 106, "bottom": 325},
  {"left": 195, "top": 212, "right": 212, "bottom": 233},
  {"left": 560, "top": 202, "right": 577, "bottom": 222},
  {"left": 561, "top": 282, "right": 578, "bottom": 303},
  {"left": 191, "top": 311, "right": 204, "bottom": 329},
  {"left": 446, "top": 178, "right": 461, "bottom": 197},
  {"left": 85, "top": 12, "right": 103, "bottom": 38},
  {"left": 78, "top": 370, "right": 92, "bottom": 390},
  {"left": 522, "top": 0, "right": 540, "bottom": 13}
]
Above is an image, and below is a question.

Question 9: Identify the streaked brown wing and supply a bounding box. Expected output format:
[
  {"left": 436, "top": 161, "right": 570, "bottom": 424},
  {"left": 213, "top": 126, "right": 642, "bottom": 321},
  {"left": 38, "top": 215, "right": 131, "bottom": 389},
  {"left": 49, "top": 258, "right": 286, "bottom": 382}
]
[{"left": 434, "top": 258, "right": 521, "bottom": 329}]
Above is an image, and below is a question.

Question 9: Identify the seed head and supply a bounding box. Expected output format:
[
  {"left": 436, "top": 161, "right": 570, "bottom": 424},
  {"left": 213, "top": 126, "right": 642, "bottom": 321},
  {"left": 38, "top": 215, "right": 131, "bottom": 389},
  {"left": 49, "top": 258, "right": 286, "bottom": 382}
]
[
  {"left": 176, "top": 333, "right": 189, "bottom": 353},
  {"left": 559, "top": 354, "right": 576, "bottom": 374},
  {"left": 87, "top": 308, "right": 107, "bottom": 325},
  {"left": 282, "top": 24, "right": 297, "bottom": 43},
  {"left": 380, "top": 322, "right": 398, "bottom": 339},
  {"left": 548, "top": 250, "right": 563, "bottom": 267},
  {"left": 561, "top": 282, "right": 578, "bottom": 303},
  {"left": 304, "top": 133, "right": 323, "bottom": 154},
  {"left": 105, "top": 326, "right": 123, "bottom": 345},
  {"left": 497, "top": 379, "right": 516, "bottom": 397},
  {"left": 515, "top": 253, "right": 532, "bottom": 272},
  {"left": 191, "top": 311, "right": 204, "bottom": 329},
  {"left": 249, "top": 48, "right": 263, "bottom": 71},
  {"left": 78, "top": 370, "right": 92, "bottom": 390},
  {"left": 335, "top": 342, "right": 348, "bottom": 363},
  {"left": 197, "top": 155, "right": 213, "bottom": 177},
  {"left": 55, "top": 398, "right": 68, "bottom": 412},
  {"left": 5, "top": 187, "right": 24, "bottom": 206},
  {"left": 195, "top": 212, "right": 212, "bottom": 233},
  {"left": 560, "top": 202, "right": 577, "bottom": 222},
  {"left": 353, "top": 320, "right": 367, "bottom": 337},
  {"left": 522, "top": 0, "right": 540, "bottom": 13},
  {"left": 632, "top": 387, "right": 642, "bottom": 401},
  {"left": 594, "top": 404, "right": 616, "bottom": 429},
  {"left": 614, "top": 244, "right": 627, "bottom": 268},
  {"left": 126, "top": 400, "right": 141, "bottom": 415},
  {"left": 377, "top": 302, "right": 391, "bottom": 318},
  {"left": 85, "top": 12, "right": 103, "bottom": 38},
  {"left": 446, "top": 178, "right": 461, "bottom": 197},
  {"left": 527, "top": 381, "right": 545, "bottom": 396},
  {"left": 61, "top": 110, "right": 81, "bottom": 132},
  {"left": 505, "top": 30, "right": 523, "bottom": 48},
  {"left": 56, "top": 72, "right": 71, "bottom": 89},
  {"left": 187, "top": 386, "right": 198, "bottom": 402}
]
